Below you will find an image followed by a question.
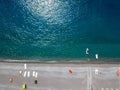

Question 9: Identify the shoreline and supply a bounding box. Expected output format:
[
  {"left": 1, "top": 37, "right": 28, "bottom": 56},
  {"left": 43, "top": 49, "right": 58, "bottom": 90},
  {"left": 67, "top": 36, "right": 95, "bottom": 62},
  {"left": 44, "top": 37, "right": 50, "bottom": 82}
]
[{"left": 0, "top": 59, "right": 120, "bottom": 64}]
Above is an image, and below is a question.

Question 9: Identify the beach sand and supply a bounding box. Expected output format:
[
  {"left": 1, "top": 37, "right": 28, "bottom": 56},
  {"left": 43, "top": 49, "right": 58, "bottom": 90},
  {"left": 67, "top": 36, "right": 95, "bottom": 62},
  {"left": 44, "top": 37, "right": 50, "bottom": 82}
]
[{"left": 0, "top": 60, "right": 120, "bottom": 90}]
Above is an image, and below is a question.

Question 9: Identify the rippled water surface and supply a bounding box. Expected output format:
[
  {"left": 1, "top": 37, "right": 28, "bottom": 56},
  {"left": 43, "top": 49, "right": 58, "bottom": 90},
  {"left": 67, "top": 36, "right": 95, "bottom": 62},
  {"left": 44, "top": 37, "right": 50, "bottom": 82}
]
[{"left": 0, "top": 0, "right": 120, "bottom": 60}]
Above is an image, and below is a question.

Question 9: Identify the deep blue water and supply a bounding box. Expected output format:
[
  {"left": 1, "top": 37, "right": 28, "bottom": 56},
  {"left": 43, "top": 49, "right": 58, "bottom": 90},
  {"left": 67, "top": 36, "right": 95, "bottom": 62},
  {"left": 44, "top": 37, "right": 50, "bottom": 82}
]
[{"left": 0, "top": 0, "right": 120, "bottom": 60}]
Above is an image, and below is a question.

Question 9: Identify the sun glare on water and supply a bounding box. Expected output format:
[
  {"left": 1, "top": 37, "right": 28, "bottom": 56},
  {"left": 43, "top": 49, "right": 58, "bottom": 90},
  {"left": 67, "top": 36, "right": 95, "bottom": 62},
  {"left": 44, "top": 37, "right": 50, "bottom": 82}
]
[{"left": 20, "top": 0, "right": 72, "bottom": 25}]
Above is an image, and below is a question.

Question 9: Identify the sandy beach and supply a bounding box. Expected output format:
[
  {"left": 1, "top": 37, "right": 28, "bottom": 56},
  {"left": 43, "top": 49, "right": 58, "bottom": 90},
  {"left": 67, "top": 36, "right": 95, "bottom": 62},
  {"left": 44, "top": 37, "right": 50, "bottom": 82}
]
[{"left": 0, "top": 60, "right": 120, "bottom": 90}]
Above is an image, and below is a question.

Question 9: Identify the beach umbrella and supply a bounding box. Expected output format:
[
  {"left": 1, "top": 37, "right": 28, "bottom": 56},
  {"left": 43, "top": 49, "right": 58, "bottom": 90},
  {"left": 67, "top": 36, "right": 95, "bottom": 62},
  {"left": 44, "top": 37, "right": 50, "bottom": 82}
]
[
  {"left": 9, "top": 77, "right": 13, "bottom": 83},
  {"left": 68, "top": 69, "right": 73, "bottom": 73},
  {"left": 95, "top": 69, "right": 99, "bottom": 75},
  {"left": 95, "top": 69, "right": 101, "bottom": 75},
  {"left": 17, "top": 71, "right": 22, "bottom": 77},
  {"left": 22, "top": 83, "right": 27, "bottom": 89},
  {"left": 34, "top": 80, "right": 38, "bottom": 84},
  {"left": 116, "top": 68, "right": 120, "bottom": 76}
]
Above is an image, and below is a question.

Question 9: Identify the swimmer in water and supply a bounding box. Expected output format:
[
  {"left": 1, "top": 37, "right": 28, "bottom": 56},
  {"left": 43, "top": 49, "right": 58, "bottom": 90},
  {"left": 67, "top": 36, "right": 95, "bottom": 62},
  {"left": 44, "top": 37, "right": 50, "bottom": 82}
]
[
  {"left": 95, "top": 54, "right": 99, "bottom": 60},
  {"left": 86, "top": 48, "right": 90, "bottom": 61},
  {"left": 86, "top": 48, "right": 89, "bottom": 55}
]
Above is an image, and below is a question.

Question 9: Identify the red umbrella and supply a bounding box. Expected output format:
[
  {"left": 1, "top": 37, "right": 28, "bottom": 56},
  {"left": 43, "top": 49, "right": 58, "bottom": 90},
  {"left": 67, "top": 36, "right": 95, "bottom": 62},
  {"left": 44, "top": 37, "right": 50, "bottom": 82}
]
[
  {"left": 116, "top": 68, "right": 120, "bottom": 76},
  {"left": 68, "top": 69, "right": 73, "bottom": 73}
]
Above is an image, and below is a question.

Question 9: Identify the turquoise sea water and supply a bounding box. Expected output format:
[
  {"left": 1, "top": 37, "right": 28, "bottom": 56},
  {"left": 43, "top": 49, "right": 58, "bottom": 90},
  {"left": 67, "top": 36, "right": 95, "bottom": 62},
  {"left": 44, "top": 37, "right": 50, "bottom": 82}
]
[{"left": 0, "top": 0, "right": 120, "bottom": 60}]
